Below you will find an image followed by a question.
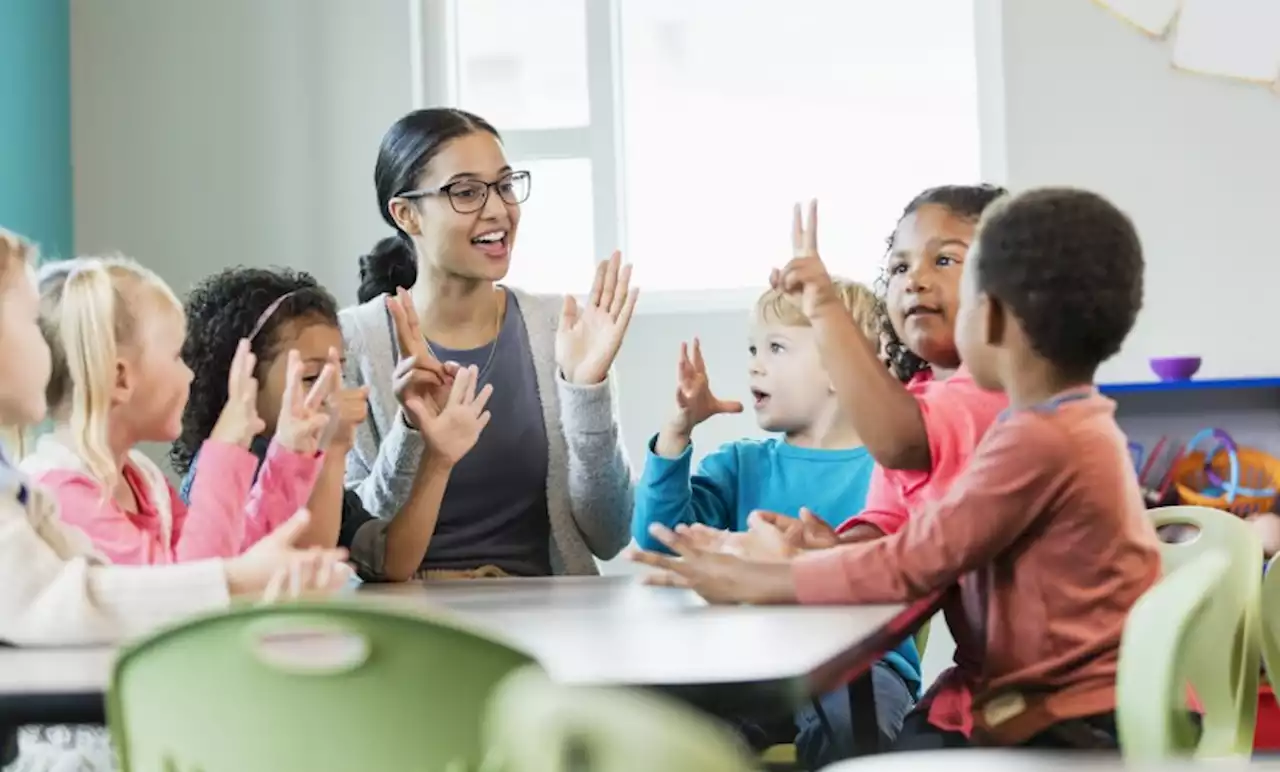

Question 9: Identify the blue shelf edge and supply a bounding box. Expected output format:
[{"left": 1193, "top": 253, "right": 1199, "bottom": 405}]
[{"left": 1099, "top": 376, "right": 1280, "bottom": 395}]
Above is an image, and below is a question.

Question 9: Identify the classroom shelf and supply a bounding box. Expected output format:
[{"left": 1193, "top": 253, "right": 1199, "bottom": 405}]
[{"left": 1099, "top": 376, "right": 1280, "bottom": 395}]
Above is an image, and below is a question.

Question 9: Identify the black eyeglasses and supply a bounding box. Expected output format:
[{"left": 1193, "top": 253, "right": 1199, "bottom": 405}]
[{"left": 397, "top": 170, "right": 532, "bottom": 214}]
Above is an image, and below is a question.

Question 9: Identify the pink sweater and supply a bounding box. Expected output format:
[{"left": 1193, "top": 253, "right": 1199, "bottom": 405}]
[{"left": 22, "top": 435, "right": 323, "bottom": 565}]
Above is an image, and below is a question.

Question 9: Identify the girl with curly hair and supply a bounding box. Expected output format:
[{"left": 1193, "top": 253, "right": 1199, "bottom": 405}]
[{"left": 173, "top": 267, "right": 491, "bottom": 581}]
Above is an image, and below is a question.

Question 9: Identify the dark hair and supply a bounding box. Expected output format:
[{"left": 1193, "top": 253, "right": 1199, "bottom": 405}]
[
  {"left": 170, "top": 267, "right": 339, "bottom": 474},
  {"left": 358, "top": 108, "right": 502, "bottom": 303},
  {"left": 974, "top": 187, "right": 1143, "bottom": 377},
  {"left": 874, "top": 183, "right": 1008, "bottom": 382}
]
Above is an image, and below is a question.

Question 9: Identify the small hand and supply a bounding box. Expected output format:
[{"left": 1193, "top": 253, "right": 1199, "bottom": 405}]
[
  {"left": 675, "top": 522, "right": 795, "bottom": 561},
  {"left": 210, "top": 339, "right": 266, "bottom": 448},
  {"left": 668, "top": 339, "right": 743, "bottom": 436},
  {"left": 750, "top": 507, "right": 839, "bottom": 551},
  {"left": 417, "top": 364, "right": 495, "bottom": 467},
  {"left": 274, "top": 349, "right": 337, "bottom": 454},
  {"left": 388, "top": 287, "right": 454, "bottom": 426},
  {"left": 225, "top": 509, "right": 353, "bottom": 601},
  {"left": 555, "top": 251, "right": 640, "bottom": 386},
  {"left": 628, "top": 524, "right": 798, "bottom": 605},
  {"left": 770, "top": 200, "right": 842, "bottom": 320},
  {"left": 309, "top": 347, "right": 368, "bottom": 451},
  {"left": 326, "top": 386, "right": 371, "bottom": 451}
]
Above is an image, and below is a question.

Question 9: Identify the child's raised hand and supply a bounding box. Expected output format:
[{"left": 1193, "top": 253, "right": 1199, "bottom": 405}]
[
  {"left": 771, "top": 200, "right": 842, "bottom": 320},
  {"left": 275, "top": 349, "right": 338, "bottom": 454},
  {"left": 210, "top": 339, "right": 266, "bottom": 448},
  {"left": 225, "top": 509, "right": 352, "bottom": 601},
  {"left": 418, "top": 364, "right": 494, "bottom": 468},
  {"left": 668, "top": 338, "right": 743, "bottom": 436}
]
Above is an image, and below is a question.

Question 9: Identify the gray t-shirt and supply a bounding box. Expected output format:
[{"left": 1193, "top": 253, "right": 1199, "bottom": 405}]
[{"left": 405, "top": 291, "right": 552, "bottom": 576}]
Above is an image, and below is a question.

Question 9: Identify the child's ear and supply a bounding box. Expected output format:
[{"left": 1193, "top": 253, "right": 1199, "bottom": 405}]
[
  {"left": 112, "top": 358, "right": 134, "bottom": 405},
  {"left": 983, "top": 293, "right": 1007, "bottom": 347}
]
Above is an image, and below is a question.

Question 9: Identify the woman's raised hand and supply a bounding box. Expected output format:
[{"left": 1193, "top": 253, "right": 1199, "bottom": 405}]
[
  {"left": 387, "top": 287, "right": 456, "bottom": 429},
  {"left": 555, "top": 251, "right": 640, "bottom": 386}
]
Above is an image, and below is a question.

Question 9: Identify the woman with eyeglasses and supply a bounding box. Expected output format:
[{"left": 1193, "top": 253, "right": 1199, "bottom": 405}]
[{"left": 339, "top": 108, "right": 638, "bottom": 579}]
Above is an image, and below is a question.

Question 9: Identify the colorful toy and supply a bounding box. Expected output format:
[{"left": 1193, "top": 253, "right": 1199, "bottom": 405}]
[{"left": 1173, "top": 428, "right": 1280, "bottom": 516}]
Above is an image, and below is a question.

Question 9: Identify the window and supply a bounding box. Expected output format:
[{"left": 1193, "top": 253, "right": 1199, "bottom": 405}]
[{"left": 417, "top": 0, "right": 980, "bottom": 309}]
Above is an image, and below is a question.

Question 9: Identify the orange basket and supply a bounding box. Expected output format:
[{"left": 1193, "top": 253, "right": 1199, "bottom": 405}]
[{"left": 1174, "top": 444, "right": 1280, "bottom": 516}]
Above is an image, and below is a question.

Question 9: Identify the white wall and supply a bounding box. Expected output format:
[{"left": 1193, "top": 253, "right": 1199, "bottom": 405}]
[
  {"left": 70, "top": 0, "right": 413, "bottom": 299},
  {"left": 69, "top": 0, "right": 1280, "bottom": 686}
]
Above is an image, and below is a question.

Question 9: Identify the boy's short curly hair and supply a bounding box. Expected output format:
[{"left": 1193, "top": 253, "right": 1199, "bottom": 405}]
[
  {"left": 974, "top": 187, "right": 1143, "bottom": 377},
  {"left": 874, "top": 184, "right": 1008, "bottom": 382},
  {"left": 170, "top": 267, "right": 339, "bottom": 474},
  {"left": 755, "top": 278, "right": 878, "bottom": 339}
]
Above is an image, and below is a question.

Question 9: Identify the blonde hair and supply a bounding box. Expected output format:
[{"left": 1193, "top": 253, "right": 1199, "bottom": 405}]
[
  {"left": 755, "top": 278, "right": 879, "bottom": 339},
  {"left": 0, "top": 229, "right": 38, "bottom": 458},
  {"left": 36, "top": 256, "right": 181, "bottom": 489}
]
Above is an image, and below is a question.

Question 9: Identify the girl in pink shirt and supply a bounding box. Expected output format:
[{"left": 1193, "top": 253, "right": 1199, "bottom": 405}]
[{"left": 20, "top": 257, "right": 335, "bottom": 566}]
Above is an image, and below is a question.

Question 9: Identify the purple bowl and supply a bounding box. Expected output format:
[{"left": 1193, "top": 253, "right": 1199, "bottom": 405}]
[{"left": 1149, "top": 356, "right": 1201, "bottom": 382}]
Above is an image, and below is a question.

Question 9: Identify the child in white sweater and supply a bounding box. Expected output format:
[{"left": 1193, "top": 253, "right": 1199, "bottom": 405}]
[{"left": 0, "top": 230, "right": 351, "bottom": 770}]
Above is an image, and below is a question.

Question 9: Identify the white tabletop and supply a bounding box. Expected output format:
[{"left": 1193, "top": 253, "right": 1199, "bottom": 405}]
[
  {"left": 0, "top": 576, "right": 910, "bottom": 713},
  {"left": 356, "top": 576, "right": 907, "bottom": 688}
]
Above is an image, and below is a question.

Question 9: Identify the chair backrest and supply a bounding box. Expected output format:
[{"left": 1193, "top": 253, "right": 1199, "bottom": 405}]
[
  {"left": 482, "top": 667, "right": 758, "bottom": 772},
  {"left": 1258, "top": 553, "right": 1280, "bottom": 705},
  {"left": 108, "top": 601, "right": 537, "bottom": 772},
  {"left": 1117, "top": 550, "right": 1229, "bottom": 759},
  {"left": 1148, "top": 505, "right": 1264, "bottom": 755}
]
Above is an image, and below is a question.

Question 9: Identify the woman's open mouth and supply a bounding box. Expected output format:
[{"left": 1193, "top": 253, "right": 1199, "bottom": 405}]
[{"left": 471, "top": 229, "right": 509, "bottom": 259}]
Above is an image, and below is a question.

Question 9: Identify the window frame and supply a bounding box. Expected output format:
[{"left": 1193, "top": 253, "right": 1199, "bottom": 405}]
[{"left": 410, "top": 0, "right": 1003, "bottom": 314}]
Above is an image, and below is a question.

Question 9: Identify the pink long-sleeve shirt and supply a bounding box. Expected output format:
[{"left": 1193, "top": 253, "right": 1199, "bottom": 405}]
[
  {"left": 845, "top": 366, "right": 1009, "bottom": 538},
  {"left": 22, "top": 435, "right": 322, "bottom": 565}
]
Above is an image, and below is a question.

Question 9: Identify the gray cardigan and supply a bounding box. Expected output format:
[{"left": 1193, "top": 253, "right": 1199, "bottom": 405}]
[{"left": 338, "top": 289, "right": 634, "bottom": 575}]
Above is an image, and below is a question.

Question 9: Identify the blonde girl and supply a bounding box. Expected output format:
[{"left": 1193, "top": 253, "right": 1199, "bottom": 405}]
[
  {"left": 20, "top": 257, "right": 335, "bottom": 565},
  {"left": 0, "top": 231, "right": 349, "bottom": 772}
]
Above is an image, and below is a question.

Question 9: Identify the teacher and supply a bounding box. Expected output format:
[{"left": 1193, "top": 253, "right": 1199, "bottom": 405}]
[{"left": 340, "top": 107, "right": 636, "bottom": 578}]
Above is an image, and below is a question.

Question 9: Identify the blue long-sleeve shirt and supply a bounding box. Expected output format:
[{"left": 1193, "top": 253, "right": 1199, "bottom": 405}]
[{"left": 633, "top": 435, "right": 920, "bottom": 693}]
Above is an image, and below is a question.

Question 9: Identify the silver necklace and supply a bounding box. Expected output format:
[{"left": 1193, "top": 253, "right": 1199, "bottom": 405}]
[{"left": 423, "top": 291, "right": 502, "bottom": 381}]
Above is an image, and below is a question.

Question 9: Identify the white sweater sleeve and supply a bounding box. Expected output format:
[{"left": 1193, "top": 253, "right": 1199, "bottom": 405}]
[{"left": 0, "top": 485, "right": 230, "bottom": 647}]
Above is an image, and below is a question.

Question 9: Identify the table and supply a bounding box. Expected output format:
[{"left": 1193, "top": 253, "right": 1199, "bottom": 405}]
[{"left": 0, "top": 576, "right": 936, "bottom": 728}]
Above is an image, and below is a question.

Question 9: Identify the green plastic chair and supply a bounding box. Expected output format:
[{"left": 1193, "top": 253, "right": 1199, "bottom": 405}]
[
  {"left": 1117, "top": 550, "right": 1229, "bottom": 758},
  {"left": 107, "top": 601, "right": 537, "bottom": 772},
  {"left": 482, "top": 666, "right": 759, "bottom": 772},
  {"left": 1148, "top": 505, "right": 1264, "bottom": 755},
  {"left": 1258, "top": 553, "right": 1280, "bottom": 702}
]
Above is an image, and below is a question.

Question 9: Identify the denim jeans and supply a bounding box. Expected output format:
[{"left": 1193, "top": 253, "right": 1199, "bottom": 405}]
[{"left": 793, "top": 662, "right": 916, "bottom": 770}]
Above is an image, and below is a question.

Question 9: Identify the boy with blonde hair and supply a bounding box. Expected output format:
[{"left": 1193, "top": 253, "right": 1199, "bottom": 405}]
[{"left": 631, "top": 278, "right": 917, "bottom": 767}]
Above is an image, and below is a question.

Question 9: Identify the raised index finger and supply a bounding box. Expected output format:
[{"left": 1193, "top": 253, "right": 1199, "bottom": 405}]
[{"left": 805, "top": 199, "right": 819, "bottom": 256}]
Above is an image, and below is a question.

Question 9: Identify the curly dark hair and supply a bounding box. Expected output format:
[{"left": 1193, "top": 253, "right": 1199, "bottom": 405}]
[
  {"left": 873, "top": 184, "right": 1008, "bottom": 382},
  {"left": 170, "top": 267, "right": 339, "bottom": 474},
  {"left": 974, "top": 187, "right": 1143, "bottom": 378}
]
